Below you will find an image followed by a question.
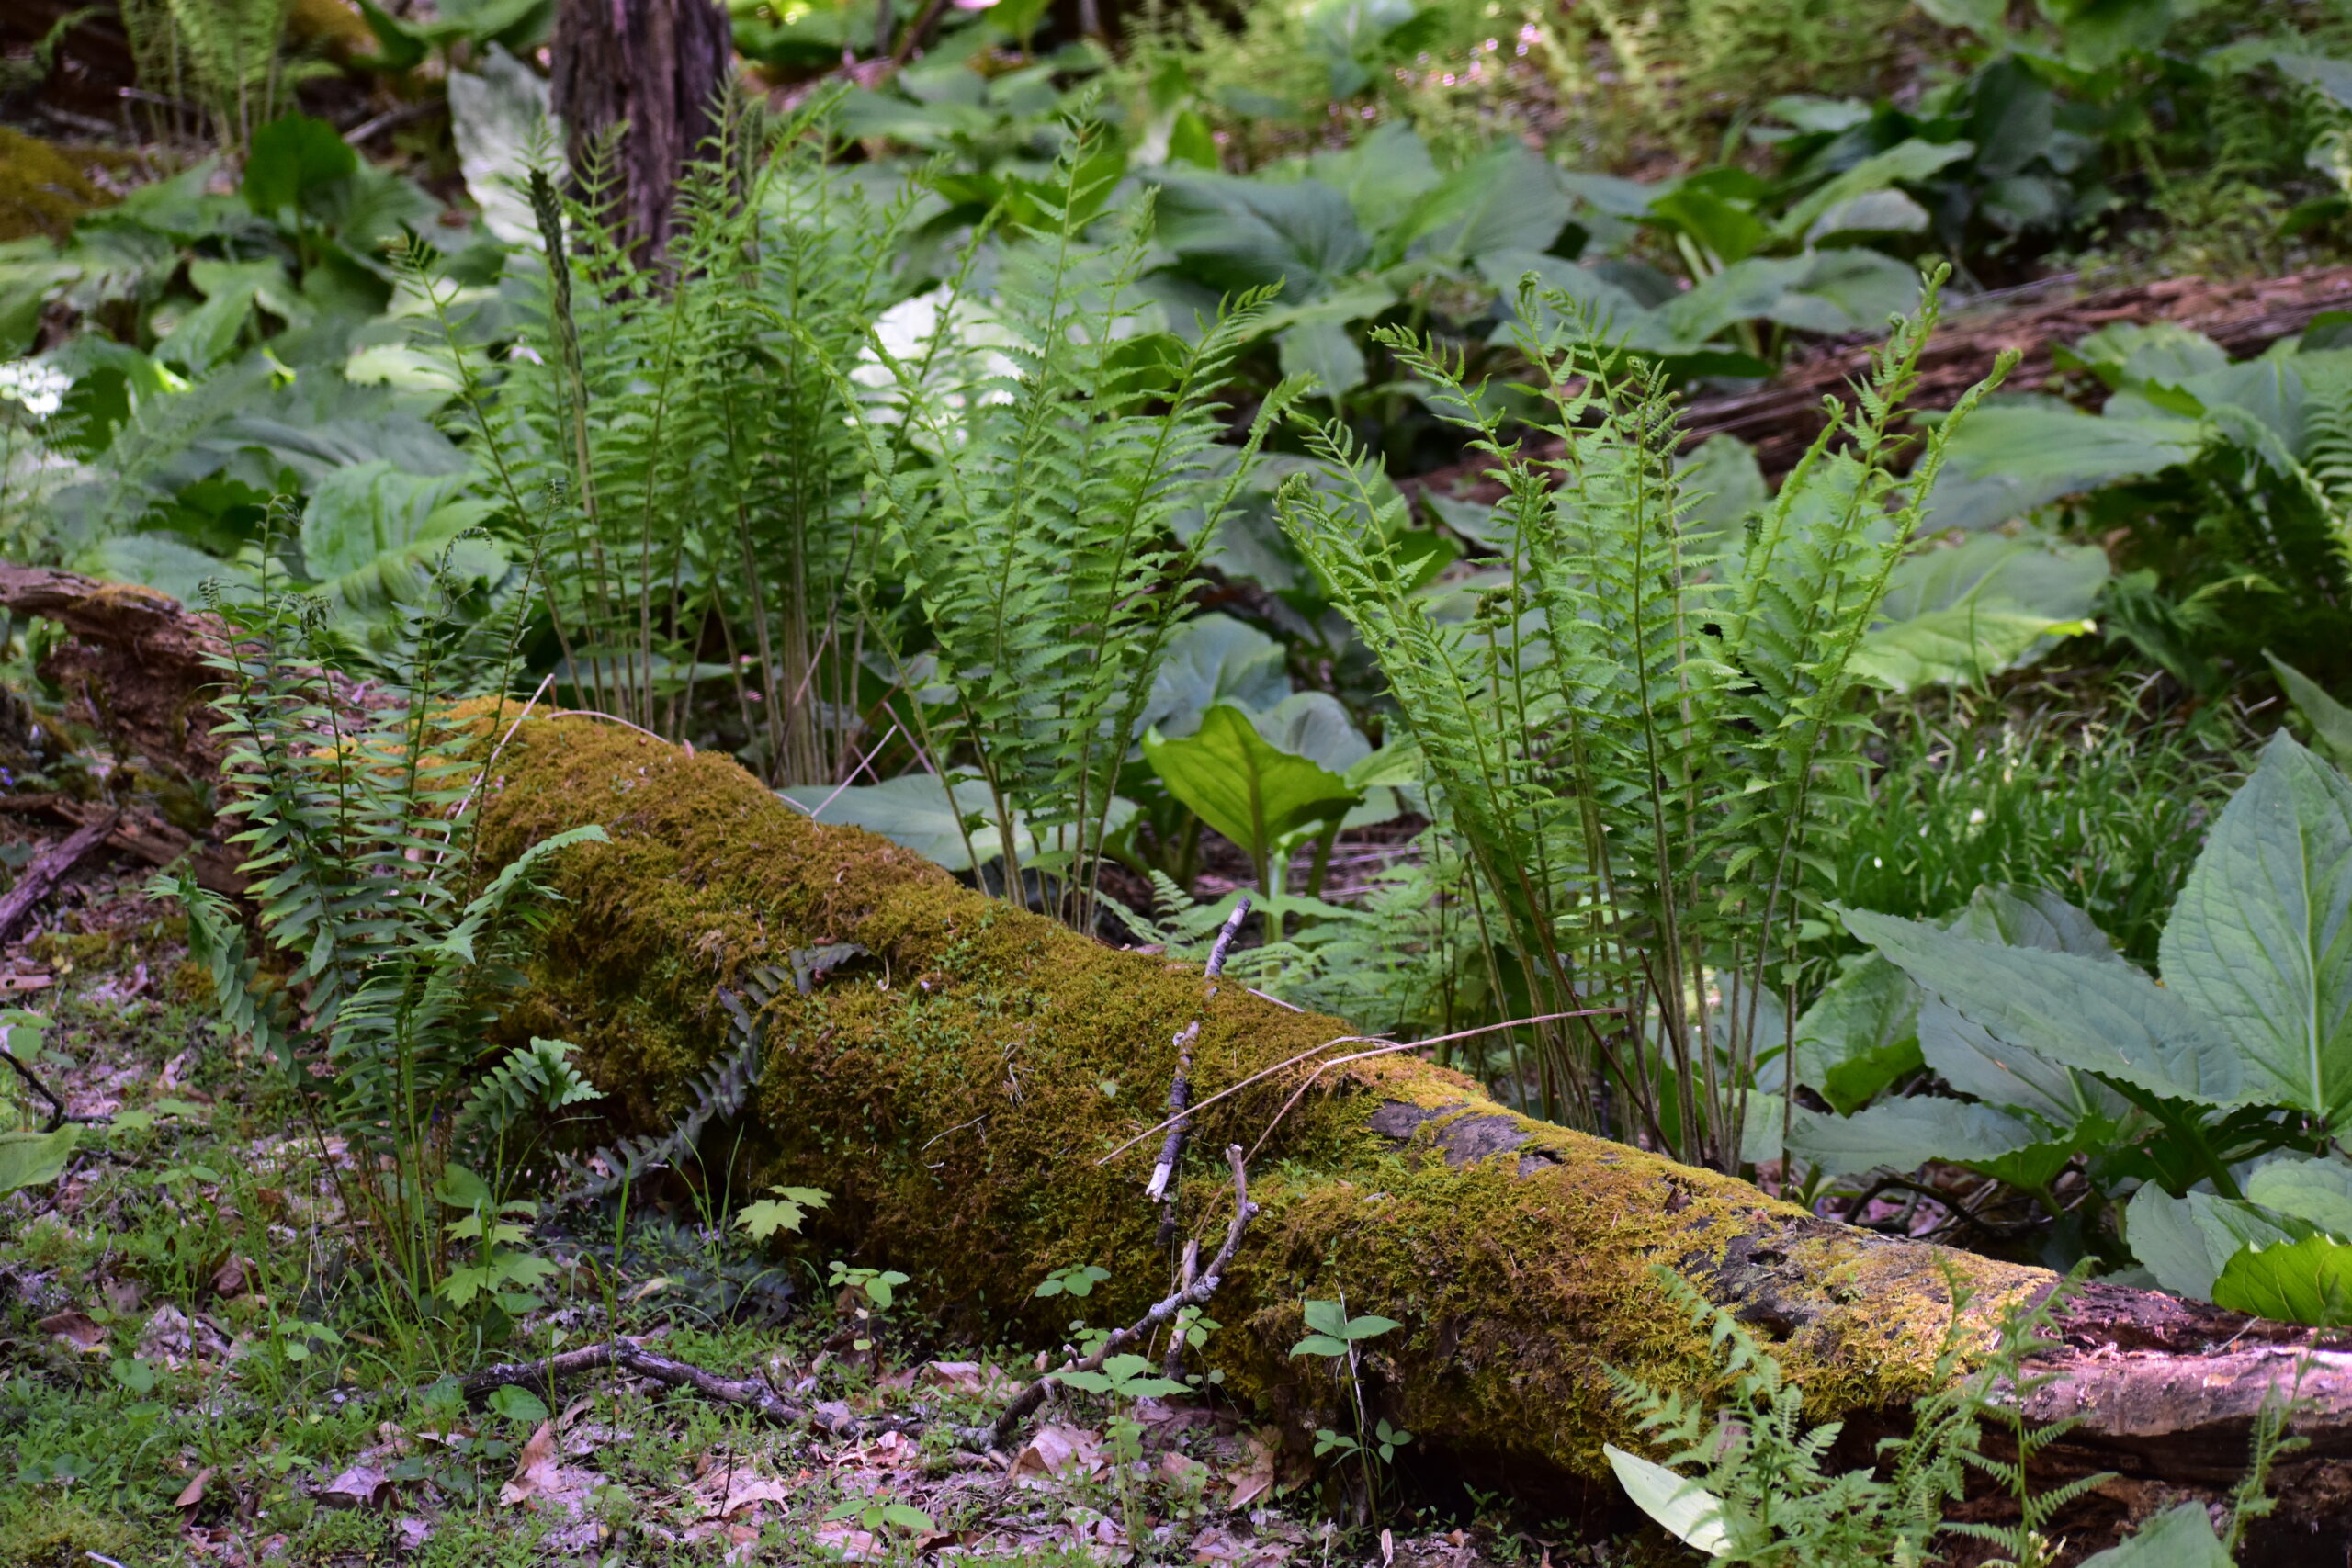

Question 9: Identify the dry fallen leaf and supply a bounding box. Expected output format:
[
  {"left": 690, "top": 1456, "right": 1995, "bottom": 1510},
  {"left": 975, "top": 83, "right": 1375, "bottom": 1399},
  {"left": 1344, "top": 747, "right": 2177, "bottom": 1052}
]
[
  {"left": 1010, "top": 1422, "right": 1102, "bottom": 1483},
  {"left": 499, "top": 1421, "right": 562, "bottom": 1506},
  {"left": 1226, "top": 1432, "right": 1277, "bottom": 1510},
  {"left": 209, "top": 1255, "right": 253, "bottom": 1300},
  {"left": 101, "top": 1277, "right": 144, "bottom": 1315},
  {"left": 392, "top": 1517, "right": 433, "bottom": 1554},
  {"left": 319, "top": 1462, "right": 392, "bottom": 1511},
  {"left": 37, "top": 1308, "right": 107, "bottom": 1353},
  {"left": 175, "top": 1466, "right": 215, "bottom": 1511}
]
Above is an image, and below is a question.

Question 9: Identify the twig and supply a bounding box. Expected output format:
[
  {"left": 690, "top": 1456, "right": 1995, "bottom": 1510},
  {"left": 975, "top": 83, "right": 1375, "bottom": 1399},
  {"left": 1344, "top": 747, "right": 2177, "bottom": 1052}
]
[
  {"left": 1245, "top": 1009, "right": 1624, "bottom": 1161},
  {"left": 457, "top": 1340, "right": 880, "bottom": 1437},
  {"left": 0, "top": 808, "right": 119, "bottom": 945},
  {"left": 0, "top": 1044, "right": 68, "bottom": 1132},
  {"left": 345, "top": 98, "right": 444, "bottom": 146},
  {"left": 1148, "top": 897, "right": 1251, "bottom": 1240},
  {"left": 1094, "top": 1010, "right": 1619, "bottom": 1168},
  {"left": 988, "top": 1145, "right": 1257, "bottom": 1451}
]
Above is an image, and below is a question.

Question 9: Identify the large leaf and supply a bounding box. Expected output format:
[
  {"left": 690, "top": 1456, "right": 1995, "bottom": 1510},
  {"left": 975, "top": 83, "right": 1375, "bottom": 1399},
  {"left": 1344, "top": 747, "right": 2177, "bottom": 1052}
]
[
  {"left": 1278, "top": 317, "right": 1369, "bottom": 398},
  {"left": 448, "top": 44, "right": 560, "bottom": 247},
  {"left": 1604, "top": 1446, "right": 1729, "bottom": 1556},
  {"left": 1397, "top": 141, "right": 1572, "bottom": 263},
  {"left": 74, "top": 533, "right": 256, "bottom": 607},
  {"left": 2268, "top": 652, "right": 2352, "bottom": 771},
  {"left": 1142, "top": 614, "right": 1292, "bottom": 739},
  {"left": 1143, "top": 704, "right": 1362, "bottom": 875},
  {"left": 299, "top": 459, "right": 503, "bottom": 611},
  {"left": 2159, "top": 730, "right": 2352, "bottom": 1129},
  {"left": 1775, "top": 138, "right": 1974, "bottom": 241},
  {"left": 242, "top": 113, "right": 358, "bottom": 218},
  {"left": 1921, "top": 400, "right": 2205, "bottom": 533},
  {"left": 2074, "top": 1503, "right": 2233, "bottom": 1568},
  {"left": 1154, "top": 174, "right": 1369, "bottom": 301},
  {"left": 1307, "top": 122, "right": 1441, "bottom": 240},
  {"left": 1854, "top": 534, "right": 2108, "bottom": 690},
  {"left": 1790, "top": 953, "right": 1922, "bottom": 1114},
  {"left": 2245, "top": 1153, "right": 2352, "bottom": 1236},
  {"left": 1480, "top": 250, "right": 1684, "bottom": 356},
  {"left": 1762, "top": 250, "right": 1923, "bottom": 336},
  {"left": 2125, "top": 1185, "right": 2312, "bottom": 1301},
  {"left": 2211, "top": 1233, "right": 2352, "bottom": 1325},
  {"left": 0, "top": 1126, "right": 78, "bottom": 1194},
  {"left": 1841, "top": 908, "right": 2250, "bottom": 1110},
  {"left": 779, "top": 774, "right": 1015, "bottom": 873},
  {"left": 1787, "top": 1095, "right": 2043, "bottom": 1178}
]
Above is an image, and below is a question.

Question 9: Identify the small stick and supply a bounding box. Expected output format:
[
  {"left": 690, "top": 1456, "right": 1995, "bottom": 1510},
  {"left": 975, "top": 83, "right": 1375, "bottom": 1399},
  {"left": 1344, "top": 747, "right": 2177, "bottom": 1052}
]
[
  {"left": 989, "top": 1145, "right": 1256, "bottom": 1451},
  {"left": 456, "top": 1340, "right": 881, "bottom": 1438},
  {"left": 1242, "top": 1010, "right": 1623, "bottom": 1160},
  {"left": 1148, "top": 897, "right": 1250, "bottom": 1238},
  {"left": 0, "top": 808, "right": 119, "bottom": 945},
  {"left": 1094, "top": 1010, "right": 1616, "bottom": 1168},
  {"left": 1163, "top": 1238, "right": 1200, "bottom": 1382}
]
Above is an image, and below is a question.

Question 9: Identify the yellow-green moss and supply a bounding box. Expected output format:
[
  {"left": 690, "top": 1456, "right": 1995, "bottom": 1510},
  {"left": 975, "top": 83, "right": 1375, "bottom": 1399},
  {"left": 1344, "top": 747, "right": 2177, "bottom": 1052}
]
[
  {"left": 0, "top": 130, "right": 109, "bottom": 244},
  {"left": 477, "top": 717, "right": 2053, "bottom": 1478}
]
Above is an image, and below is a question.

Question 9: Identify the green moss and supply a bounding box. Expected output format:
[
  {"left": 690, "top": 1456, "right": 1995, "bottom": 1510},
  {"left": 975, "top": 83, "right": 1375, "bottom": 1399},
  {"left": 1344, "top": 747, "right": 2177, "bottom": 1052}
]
[
  {"left": 476, "top": 717, "right": 2053, "bottom": 1479},
  {"left": 0, "top": 130, "right": 108, "bottom": 245}
]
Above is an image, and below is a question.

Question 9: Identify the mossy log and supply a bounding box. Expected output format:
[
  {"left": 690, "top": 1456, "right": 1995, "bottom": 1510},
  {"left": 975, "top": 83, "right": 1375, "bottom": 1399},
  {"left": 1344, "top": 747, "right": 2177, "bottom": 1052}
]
[{"left": 477, "top": 716, "right": 2352, "bottom": 1546}]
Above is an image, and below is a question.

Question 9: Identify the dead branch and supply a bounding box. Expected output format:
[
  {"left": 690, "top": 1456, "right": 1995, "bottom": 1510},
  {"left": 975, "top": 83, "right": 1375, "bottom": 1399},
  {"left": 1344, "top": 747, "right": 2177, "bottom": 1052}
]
[
  {"left": 989, "top": 1144, "right": 1258, "bottom": 1451},
  {"left": 0, "top": 807, "right": 118, "bottom": 944}
]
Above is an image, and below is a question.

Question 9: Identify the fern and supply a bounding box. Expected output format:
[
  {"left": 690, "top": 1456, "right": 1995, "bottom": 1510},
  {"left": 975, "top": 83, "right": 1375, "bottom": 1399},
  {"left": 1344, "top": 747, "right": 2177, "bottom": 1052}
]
[
  {"left": 459, "top": 1037, "right": 604, "bottom": 1137},
  {"left": 1274, "top": 268, "right": 2010, "bottom": 1168},
  {"left": 171, "top": 551, "right": 605, "bottom": 1309},
  {"left": 837, "top": 117, "right": 1305, "bottom": 931}
]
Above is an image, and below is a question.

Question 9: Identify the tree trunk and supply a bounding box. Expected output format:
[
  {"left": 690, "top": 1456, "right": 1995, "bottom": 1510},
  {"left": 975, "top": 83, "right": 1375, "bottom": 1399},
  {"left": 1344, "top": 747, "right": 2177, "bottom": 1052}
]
[
  {"left": 474, "top": 716, "right": 2352, "bottom": 1559},
  {"left": 548, "top": 0, "right": 733, "bottom": 266}
]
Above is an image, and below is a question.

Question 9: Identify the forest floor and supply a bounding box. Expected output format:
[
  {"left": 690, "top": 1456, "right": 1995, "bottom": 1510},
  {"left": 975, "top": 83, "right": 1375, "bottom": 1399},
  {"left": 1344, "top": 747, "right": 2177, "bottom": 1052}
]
[{"left": 0, "top": 817, "right": 1610, "bottom": 1568}]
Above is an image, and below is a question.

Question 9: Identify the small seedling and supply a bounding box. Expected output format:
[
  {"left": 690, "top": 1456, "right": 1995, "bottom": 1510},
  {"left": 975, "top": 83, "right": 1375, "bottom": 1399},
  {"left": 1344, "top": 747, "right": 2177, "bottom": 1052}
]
[
  {"left": 1033, "top": 1262, "right": 1110, "bottom": 1298},
  {"left": 825, "top": 1492, "right": 935, "bottom": 1535},
  {"left": 737, "top": 1183, "right": 830, "bottom": 1241},
  {"left": 1291, "top": 1296, "right": 1408, "bottom": 1514}
]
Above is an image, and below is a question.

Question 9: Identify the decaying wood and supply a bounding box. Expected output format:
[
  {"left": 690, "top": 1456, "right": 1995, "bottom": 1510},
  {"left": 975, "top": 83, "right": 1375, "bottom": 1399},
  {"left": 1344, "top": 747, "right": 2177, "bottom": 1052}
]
[
  {"left": 1405, "top": 264, "right": 2352, "bottom": 502},
  {"left": 0, "top": 562, "right": 229, "bottom": 774},
  {"left": 0, "top": 806, "right": 118, "bottom": 943},
  {"left": 458, "top": 1339, "right": 890, "bottom": 1438},
  {"left": 465, "top": 714, "right": 2352, "bottom": 1556}
]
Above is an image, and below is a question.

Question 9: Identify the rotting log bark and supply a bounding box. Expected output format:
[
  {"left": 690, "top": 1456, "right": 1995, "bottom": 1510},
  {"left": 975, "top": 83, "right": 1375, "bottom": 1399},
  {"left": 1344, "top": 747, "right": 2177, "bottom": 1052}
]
[
  {"left": 1405, "top": 264, "right": 2352, "bottom": 498},
  {"left": 473, "top": 716, "right": 2352, "bottom": 1555},
  {"left": 0, "top": 563, "right": 229, "bottom": 774}
]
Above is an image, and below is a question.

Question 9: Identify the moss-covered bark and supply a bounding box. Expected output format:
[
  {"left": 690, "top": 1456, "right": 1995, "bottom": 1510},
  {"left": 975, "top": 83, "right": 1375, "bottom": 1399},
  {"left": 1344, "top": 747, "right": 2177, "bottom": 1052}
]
[{"left": 478, "top": 716, "right": 2051, "bottom": 1477}]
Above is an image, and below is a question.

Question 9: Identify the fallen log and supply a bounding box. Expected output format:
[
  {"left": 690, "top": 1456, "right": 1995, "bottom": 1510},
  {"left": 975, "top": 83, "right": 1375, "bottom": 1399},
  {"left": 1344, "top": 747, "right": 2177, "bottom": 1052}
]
[
  {"left": 0, "top": 563, "right": 230, "bottom": 775},
  {"left": 1407, "top": 264, "right": 2352, "bottom": 500},
  {"left": 474, "top": 714, "right": 2352, "bottom": 1556},
  {"left": 0, "top": 805, "right": 118, "bottom": 943}
]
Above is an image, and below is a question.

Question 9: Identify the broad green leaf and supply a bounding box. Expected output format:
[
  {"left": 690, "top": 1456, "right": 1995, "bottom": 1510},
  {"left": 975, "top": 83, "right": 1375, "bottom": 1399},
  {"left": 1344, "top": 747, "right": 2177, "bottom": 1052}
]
[
  {"left": 2245, "top": 1154, "right": 2352, "bottom": 1235},
  {"left": 301, "top": 459, "right": 494, "bottom": 581},
  {"left": 2055, "top": 321, "right": 2229, "bottom": 402},
  {"left": 2277, "top": 51, "right": 2352, "bottom": 113},
  {"left": 1805, "top": 187, "right": 1930, "bottom": 242},
  {"left": 2075, "top": 1502, "right": 2233, "bottom": 1568},
  {"left": 1307, "top": 122, "right": 1441, "bottom": 239},
  {"left": 1279, "top": 318, "right": 1368, "bottom": 398},
  {"left": 779, "top": 774, "right": 1012, "bottom": 873},
  {"left": 1917, "top": 998, "right": 2134, "bottom": 1132},
  {"left": 242, "top": 113, "right": 357, "bottom": 218},
  {"left": 1791, "top": 953, "right": 1922, "bottom": 1114},
  {"left": 0, "top": 1126, "right": 77, "bottom": 1193},
  {"left": 447, "top": 44, "right": 557, "bottom": 247},
  {"left": 1949, "top": 884, "right": 2121, "bottom": 957},
  {"left": 73, "top": 534, "right": 256, "bottom": 607},
  {"left": 1143, "top": 614, "right": 1292, "bottom": 739},
  {"left": 1675, "top": 434, "right": 1768, "bottom": 556},
  {"left": 1480, "top": 250, "right": 1679, "bottom": 355},
  {"left": 2211, "top": 1233, "right": 2352, "bottom": 1325},
  {"left": 1764, "top": 249, "right": 1922, "bottom": 336},
  {"left": 2267, "top": 653, "right": 2352, "bottom": 772},
  {"left": 1842, "top": 908, "right": 2250, "bottom": 1110},
  {"left": 1855, "top": 534, "right": 2109, "bottom": 690},
  {"left": 1604, "top": 1444, "right": 1729, "bottom": 1556},
  {"left": 1786, "top": 1096, "right": 2042, "bottom": 1178},
  {"left": 1144, "top": 705, "right": 1362, "bottom": 876},
  {"left": 1776, "top": 139, "right": 1973, "bottom": 241},
  {"left": 1251, "top": 691, "right": 1371, "bottom": 775},
  {"left": 1301, "top": 1299, "right": 1349, "bottom": 1337},
  {"left": 1921, "top": 400, "right": 2204, "bottom": 533},
  {"left": 2125, "top": 1185, "right": 2312, "bottom": 1301},
  {"left": 1392, "top": 140, "right": 1571, "bottom": 263},
  {"left": 1154, "top": 174, "right": 1370, "bottom": 301},
  {"left": 487, "top": 1385, "right": 549, "bottom": 1425},
  {"left": 2160, "top": 730, "right": 2352, "bottom": 1128}
]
